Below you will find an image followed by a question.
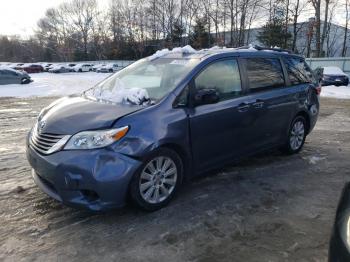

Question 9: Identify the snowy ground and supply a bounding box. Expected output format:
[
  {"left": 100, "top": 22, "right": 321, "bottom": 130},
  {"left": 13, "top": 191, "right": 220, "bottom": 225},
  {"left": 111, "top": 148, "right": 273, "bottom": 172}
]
[
  {"left": 0, "top": 72, "right": 349, "bottom": 99},
  {"left": 0, "top": 72, "right": 111, "bottom": 98},
  {"left": 320, "top": 85, "right": 350, "bottom": 99},
  {"left": 0, "top": 97, "right": 349, "bottom": 261}
]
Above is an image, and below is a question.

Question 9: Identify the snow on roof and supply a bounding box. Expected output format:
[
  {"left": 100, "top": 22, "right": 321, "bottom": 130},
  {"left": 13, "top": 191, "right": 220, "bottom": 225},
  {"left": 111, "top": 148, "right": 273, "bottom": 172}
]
[
  {"left": 323, "top": 66, "right": 346, "bottom": 76},
  {"left": 147, "top": 44, "right": 290, "bottom": 60}
]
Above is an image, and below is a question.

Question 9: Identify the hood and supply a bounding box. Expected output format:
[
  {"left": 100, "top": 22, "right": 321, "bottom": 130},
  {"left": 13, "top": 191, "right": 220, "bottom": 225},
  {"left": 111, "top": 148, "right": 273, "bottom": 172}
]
[{"left": 38, "top": 96, "right": 143, "bottom": 134}]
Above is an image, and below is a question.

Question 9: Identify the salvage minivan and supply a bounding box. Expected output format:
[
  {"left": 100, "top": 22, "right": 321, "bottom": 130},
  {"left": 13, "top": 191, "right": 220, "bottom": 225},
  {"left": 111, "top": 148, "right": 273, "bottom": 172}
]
[{"left": 26, "top": 46, "right": 320, "bottom": 211}]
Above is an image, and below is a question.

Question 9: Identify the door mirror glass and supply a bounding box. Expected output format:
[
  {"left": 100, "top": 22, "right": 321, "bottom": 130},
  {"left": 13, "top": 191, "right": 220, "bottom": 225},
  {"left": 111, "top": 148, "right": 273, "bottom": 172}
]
[{"left": 194, "top": 88, "right": 220, "bottom": 106}]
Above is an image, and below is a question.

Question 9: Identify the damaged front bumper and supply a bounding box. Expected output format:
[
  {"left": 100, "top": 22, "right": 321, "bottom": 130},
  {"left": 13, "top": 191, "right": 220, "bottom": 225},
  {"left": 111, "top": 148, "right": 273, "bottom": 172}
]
[{"left": 26, "top": 137, "right": 142, "bottom": 211}]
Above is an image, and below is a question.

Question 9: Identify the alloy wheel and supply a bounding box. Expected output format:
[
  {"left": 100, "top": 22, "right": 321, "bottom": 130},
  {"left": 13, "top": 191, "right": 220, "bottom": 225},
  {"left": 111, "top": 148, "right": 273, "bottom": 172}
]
[
  {"left": 139, "top": 156, "right": 177, "bottom": 204},
  {"left": 290, "top": 120, "right": 305, "bottom": 151}
]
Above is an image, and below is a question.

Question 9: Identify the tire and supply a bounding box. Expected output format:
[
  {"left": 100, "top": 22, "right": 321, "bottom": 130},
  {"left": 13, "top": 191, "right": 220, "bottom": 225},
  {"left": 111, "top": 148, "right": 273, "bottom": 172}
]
[
  {"left": 21, "top": 78, "right": 30, "bottom": 84},
  {"left": 109, "top": 69, "right": 113, "bottom": 73},
  {"left": 282, "top": 116, "right": 307, "bottom": 154},
  {"left": 79, "top": 69, "right": 82, "bottom": 72},
  {"left": 129, "top": 148, "right": 183, "bottom": 211}
]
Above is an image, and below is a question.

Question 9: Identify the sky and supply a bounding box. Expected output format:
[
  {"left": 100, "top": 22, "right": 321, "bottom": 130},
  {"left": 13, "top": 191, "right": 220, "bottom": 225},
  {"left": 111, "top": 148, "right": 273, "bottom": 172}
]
[
  {"left": 0, "top": 0, "right": 347, "bottom": 37},
  {"left": 0, "top": 0, "right": 109, "bottom": 37}
]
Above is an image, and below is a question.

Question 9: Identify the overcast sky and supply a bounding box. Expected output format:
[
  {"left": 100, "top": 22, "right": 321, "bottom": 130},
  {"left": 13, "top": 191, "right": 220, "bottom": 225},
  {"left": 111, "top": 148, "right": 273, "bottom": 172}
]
[
  {"left": 0, "top": 0, "right": 347, "bottom": 37},
  {"left": 0, "top": 0, "right": 109, "bottom": 37}
]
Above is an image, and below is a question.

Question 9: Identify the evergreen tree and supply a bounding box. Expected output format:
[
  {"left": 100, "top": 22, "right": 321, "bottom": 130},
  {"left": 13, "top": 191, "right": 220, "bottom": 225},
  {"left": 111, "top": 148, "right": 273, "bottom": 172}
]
[
  {"left": 171, "top": 21, "right": 184, "bottom": 46},
  {"left": 189, "top": 18, "right": 213, "bottom": 49},
  {"left": 258, "top": 17, "right": 292, "bottom": 49}
]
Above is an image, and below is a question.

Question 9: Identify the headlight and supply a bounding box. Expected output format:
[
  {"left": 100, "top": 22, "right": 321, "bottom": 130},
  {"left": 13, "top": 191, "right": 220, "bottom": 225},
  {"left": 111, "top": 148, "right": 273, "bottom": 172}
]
[{"left": 64, "top": 126, "right": 129, "bottom": 150}]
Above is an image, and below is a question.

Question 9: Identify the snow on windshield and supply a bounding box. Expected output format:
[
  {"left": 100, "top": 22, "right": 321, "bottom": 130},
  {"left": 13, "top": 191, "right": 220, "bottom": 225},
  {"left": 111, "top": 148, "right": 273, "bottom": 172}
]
[
  {"left": 87, "top": 52, "right": 200, "bottom": 105},
  {"left": 89, "top": 78, "right": 150, "bottom": 105}
]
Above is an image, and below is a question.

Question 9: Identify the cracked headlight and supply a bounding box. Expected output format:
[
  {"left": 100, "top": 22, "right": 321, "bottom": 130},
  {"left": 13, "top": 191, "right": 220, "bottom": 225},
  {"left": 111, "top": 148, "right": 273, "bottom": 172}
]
[{"left": 64, "top": 126, "right": 129, "bottom": 150}]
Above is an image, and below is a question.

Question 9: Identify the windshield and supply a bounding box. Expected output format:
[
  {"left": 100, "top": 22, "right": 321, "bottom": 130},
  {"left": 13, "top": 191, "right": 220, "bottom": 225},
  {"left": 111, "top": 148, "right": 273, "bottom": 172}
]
[{"left": 84, "top": 57, "right": 200, "bottom": 105}]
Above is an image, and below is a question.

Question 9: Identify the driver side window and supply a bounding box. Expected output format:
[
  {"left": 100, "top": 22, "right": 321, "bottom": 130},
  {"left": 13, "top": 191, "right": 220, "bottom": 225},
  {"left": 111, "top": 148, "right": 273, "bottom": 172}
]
[{"left": 195, "top": 59, "right": 242, "bottom": 101}]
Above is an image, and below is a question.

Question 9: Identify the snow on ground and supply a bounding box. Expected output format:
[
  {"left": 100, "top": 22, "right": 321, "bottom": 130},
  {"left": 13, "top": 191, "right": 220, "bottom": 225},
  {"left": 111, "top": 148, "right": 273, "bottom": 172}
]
[
  {"left": 321, "top": 85, "right": 350, "bottom": 99},
  {"left": 0, "top": 72, "right": 112, "bottom": 98},
  {"left": 1, "top": 71, "right": 350, "bottom": 100}
]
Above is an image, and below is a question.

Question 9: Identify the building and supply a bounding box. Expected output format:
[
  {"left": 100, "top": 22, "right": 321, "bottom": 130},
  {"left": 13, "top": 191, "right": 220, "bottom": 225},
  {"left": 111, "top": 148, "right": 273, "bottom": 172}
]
[{"left": 218, "top": 18, "right": 348, "bottom": 57}]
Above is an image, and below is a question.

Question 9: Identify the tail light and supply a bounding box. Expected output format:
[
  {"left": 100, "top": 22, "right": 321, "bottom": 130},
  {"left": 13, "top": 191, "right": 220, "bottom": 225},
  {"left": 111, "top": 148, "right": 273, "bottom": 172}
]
[{"left": 315, "top": 86, "right": 322, "bottom": 95}]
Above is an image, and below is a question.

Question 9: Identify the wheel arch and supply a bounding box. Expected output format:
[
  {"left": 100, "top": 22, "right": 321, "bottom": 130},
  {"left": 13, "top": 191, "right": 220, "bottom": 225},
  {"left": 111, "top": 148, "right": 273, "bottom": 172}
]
[{"left": 159, "top": 143, "right": 192, "bottom": 181}]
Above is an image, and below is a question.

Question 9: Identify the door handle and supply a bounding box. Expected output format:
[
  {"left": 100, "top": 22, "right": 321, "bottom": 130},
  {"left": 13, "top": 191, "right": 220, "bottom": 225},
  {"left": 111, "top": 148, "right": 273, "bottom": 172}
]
[
  {"left": 252, "top": 101, "right": 264, "bottom": 108},
  {"left": 237, "top": 103, "right": 250, "bottom": 112}
]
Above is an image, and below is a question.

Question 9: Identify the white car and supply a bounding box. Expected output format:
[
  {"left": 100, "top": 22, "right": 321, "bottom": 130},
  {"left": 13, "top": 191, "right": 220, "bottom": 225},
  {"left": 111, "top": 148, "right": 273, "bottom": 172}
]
[
  {"left": 73, "top": 63, "right": 93, "bottom": 72},
  {"left": 97, "top": 63, "right": 120, "bottom": 73},
  {"left": 92, "top": 64, "right": 105, "bottom": 72}
]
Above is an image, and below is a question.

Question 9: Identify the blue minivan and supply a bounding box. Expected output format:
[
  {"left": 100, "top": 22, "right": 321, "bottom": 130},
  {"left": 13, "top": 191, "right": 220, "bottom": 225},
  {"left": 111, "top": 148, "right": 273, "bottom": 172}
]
[{"left": 26, "top": 46, "right": 320, "bottom": 211}]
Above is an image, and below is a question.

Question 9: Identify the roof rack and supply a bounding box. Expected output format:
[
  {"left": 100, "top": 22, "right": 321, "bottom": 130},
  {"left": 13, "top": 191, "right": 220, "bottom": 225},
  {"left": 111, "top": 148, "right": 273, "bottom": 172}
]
[{"left": 252, "top": 45, "right": 293, "bottom": 54}]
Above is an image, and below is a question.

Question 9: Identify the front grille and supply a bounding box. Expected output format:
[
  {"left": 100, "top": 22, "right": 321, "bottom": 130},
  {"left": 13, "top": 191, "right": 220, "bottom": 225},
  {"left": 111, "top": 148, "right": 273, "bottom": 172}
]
[{"left": 30, "top": 126, "right": 66, "bottom": 155}]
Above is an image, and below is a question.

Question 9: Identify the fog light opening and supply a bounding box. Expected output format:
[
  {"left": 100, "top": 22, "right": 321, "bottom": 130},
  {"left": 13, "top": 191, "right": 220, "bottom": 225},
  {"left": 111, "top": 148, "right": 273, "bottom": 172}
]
[{"left": 81, "top": 190, "right": 99, "bottom": 202}]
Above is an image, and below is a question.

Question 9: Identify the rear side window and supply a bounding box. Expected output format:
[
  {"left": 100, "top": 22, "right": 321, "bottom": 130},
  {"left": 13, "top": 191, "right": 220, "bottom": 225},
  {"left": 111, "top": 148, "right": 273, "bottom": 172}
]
[
  {"left": 245, "top": 58, "right": 285, "bottom": 91},
  {"left": 195, "top": 59, "right": 242, "bottom": 101},
  {"left": 283, "top": 57, "right": 315, "bottom": 85}
]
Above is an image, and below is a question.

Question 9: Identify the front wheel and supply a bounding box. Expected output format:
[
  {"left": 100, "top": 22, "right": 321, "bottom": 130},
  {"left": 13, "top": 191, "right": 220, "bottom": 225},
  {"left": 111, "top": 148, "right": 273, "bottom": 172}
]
[
  {"left": 21, "top": 77, "right": 30, "bottom": 84},
  {"left": 282, "top": 116, "right": 307, "bottom": 154},
  {"left": 129, "top": 148, "right": 183, "bottom": 211}
]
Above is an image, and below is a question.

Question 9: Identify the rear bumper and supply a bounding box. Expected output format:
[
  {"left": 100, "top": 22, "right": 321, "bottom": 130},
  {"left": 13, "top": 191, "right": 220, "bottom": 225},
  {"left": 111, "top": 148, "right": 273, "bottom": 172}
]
[
  {"left": 321, "top": 80, "right": 349, "bottom": 86},
  {"left": 26, "top": 137, "right": 142, "bottom": 211}
]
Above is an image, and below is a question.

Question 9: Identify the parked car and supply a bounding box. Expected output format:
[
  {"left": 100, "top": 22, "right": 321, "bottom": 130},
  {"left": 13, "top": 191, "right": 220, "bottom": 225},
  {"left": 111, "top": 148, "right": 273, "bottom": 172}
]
[
  {"left": 26, "top": 46, "right": 320, "bottom": 211},
  {"left": 92, "top": 64, "right": 105, "bottom": 72},
  {"left": 315, "top": 66, "right": 349, "bottom": 86},
  {"left": 67, "top": 63, "right": 77, "bottom": 72},
  {"left": 49, "top": 65, "right": 70, "bottom": 73},
  {"left": 21, "top": 64, "right": 44, "bottom": 73},
  {"left": 73, "top": 63, "right": 93, "bottom": 72},
  {"left": 12, "top": 63, "right": 25, "bottom": 71},
  {"left": 0, "top": 68, "right": 32, "bottom": 84},
  {"left": 329, "top": 182, "right": 350, "bottom": 261},
  {"left": 97, "top": 63, "right": 120, "bottom": 73},
  {"left": 44, "top": 64, "right": 55, "bottom": 72}
]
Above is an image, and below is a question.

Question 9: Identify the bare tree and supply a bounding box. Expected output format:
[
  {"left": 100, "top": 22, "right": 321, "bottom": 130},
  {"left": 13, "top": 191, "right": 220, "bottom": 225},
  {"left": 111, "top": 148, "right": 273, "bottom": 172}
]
[
  {"left": 310, "top": 0, "right": 321, "bottom": 57},
  {"left": 342, "top": 0, "right": 350, "bottom": 56}
]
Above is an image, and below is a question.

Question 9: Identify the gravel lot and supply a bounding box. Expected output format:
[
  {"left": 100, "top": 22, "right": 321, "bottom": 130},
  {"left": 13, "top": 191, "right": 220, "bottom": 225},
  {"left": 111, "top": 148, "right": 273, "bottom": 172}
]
[{"left": 0, "top": 96, "right": 349, "bottom": 262}]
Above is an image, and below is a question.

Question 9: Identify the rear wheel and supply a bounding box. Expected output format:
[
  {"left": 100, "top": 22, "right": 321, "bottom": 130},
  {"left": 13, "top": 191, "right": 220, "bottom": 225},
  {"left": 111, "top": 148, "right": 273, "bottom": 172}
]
[
  {"left": 282, "top": 116, "right": 306, "bottom": 154},
  {"left": 129, "top": 148, "right": 183, "bottom": 211}
]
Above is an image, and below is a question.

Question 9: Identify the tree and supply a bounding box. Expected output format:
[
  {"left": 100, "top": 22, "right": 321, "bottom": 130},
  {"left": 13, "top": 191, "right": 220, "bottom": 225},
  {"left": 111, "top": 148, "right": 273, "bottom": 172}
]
[
  {"left": 310, "top": 0, "right": 321, "bottom": 57},
  {"left": 343, "top": 0, "right": 350, "bottom": 57},
  {"left": 258, "top": 17, "right": 292, "bottom": 48},
  {"left": 189, "top": 18, "right": 213, "bottom": 49}
]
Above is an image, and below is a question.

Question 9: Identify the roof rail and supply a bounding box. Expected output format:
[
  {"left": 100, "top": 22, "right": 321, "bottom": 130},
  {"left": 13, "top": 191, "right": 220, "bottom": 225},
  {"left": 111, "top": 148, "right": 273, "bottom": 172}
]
[{"left": 252, "top": 45, "right": 293, "bottom": 54}]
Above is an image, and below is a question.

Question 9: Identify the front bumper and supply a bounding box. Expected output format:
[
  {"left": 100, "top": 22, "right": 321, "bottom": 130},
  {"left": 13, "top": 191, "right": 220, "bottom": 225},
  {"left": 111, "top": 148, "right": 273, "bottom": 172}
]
[{"left": 26, "top": 138, "right": 142, "bottom": 211}]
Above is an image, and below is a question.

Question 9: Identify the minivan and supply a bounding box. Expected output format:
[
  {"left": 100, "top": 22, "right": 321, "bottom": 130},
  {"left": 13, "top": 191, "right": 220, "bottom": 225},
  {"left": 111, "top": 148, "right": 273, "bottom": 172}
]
[{"left": 26, "top": 46, "right": 320, "bottom": 211}]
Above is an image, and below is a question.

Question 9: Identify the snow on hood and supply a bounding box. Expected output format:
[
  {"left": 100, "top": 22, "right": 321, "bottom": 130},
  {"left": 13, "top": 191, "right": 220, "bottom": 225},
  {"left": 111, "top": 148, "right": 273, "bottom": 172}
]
[
  {"left": 90, "top": 78, "right": 150, "bottom": 105},
  {"left": 323, "top": 66, "right": 347, "bottom": 76}
]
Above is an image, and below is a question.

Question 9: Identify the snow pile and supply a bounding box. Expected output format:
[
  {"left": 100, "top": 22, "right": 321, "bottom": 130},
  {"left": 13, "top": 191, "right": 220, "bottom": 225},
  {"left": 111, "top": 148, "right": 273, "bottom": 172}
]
[
  {"left": 0, "top": 72, "right": 111, "bottom": 98},
  {"left": 321, "top": 85, "right": 350, "bottom": 99},
  {"left": 90, "top": 78, "right": 150, "bottom": 105}
]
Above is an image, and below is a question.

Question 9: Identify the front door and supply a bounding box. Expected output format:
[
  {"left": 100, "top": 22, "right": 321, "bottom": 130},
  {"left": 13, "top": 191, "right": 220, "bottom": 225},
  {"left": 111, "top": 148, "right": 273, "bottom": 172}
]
[{"left": 188, "top": 58, "right": 256, "bottom": 172}]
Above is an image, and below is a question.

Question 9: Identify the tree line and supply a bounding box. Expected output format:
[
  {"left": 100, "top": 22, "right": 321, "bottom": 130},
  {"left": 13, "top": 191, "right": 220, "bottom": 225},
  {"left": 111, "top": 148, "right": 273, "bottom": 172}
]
[{"left": 0, "top": 0, "right": 348, "bottom": 62}]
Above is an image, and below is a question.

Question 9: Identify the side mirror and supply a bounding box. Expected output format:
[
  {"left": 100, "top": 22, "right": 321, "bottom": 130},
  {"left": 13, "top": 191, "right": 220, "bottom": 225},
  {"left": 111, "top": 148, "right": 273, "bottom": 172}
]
[
  {"left": 314, "top": 68, "right": 323, "bottom": 83},
  {"left": 194, "top": 88, "right": 220, "bottom": 106}
]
